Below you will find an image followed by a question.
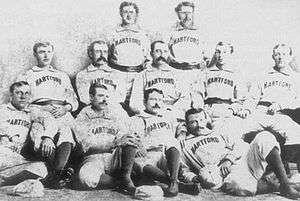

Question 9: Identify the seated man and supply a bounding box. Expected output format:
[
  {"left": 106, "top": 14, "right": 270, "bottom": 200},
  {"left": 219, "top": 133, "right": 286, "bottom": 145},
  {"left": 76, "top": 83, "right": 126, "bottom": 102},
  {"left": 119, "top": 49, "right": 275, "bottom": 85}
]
[
  {"left": 0, "top": 81, "right": 50, "bottom": 186},
  {"left": 74, "top": 83, "right": 139, "bottom": 194},
  {"left": 17, "top": 42, "right": 78, "bottom": 189},
  {"left": 180, "top": 108, "right": 300, "bottom": 199},
  {"left": 132, "top": 88, "right": 181, "bottom": 197}
]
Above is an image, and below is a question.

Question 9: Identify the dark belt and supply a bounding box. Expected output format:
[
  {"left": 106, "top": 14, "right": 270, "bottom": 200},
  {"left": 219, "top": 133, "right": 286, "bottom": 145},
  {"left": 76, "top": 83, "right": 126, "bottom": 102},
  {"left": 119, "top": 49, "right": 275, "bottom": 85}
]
[
  {"left": 257, "top": 101, "right": 272, "bottom": 107},
  {"left": 204, "top": 98, "right": 232, "bottom": 105},
  {"left": 31, "top": 99, "right": 67, "bottom": 106},
  {"left": 109, "top": 62, "right": 145, "bottom": 72},
  {"left": 169, "top": 61, "right": 200, "bottom": 70}
]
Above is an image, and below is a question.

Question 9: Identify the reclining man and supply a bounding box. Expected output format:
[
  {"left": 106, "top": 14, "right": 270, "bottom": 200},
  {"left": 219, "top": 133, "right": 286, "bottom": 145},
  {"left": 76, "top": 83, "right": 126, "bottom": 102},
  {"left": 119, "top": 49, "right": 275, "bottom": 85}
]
[{"left": 180, "top": 108, "right": 300, "bottom": 199}]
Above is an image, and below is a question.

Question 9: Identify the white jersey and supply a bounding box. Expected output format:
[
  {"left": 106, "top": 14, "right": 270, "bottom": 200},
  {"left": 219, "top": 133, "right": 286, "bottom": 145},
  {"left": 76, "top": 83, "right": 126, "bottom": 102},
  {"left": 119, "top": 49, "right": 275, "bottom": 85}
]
[
  {"left": 180, "top": 130, "right": 240, "bottom": 183},
  {"left": 252, "top": 68, "right": 300, "bottom": 110},
  {"left": 130, "top": 64, "right": 191, "bottom": 115},
  {"left": 132, "top": 111, "right": 178, "bottom": 150},
  {"left": 75, "top": 64, "right": 127, "bottom": 105},
  {"left": 17, "top": 66, "right": 78, "bottom": 111},
  {"left": 74, "top": 104, "right": 130, "bottom": 154},
  {"left": 108, "top": 24, "right": 151, "bottom": 69},
  {"left": 166, "top": 23, "right": 207, "bottom": 69}
]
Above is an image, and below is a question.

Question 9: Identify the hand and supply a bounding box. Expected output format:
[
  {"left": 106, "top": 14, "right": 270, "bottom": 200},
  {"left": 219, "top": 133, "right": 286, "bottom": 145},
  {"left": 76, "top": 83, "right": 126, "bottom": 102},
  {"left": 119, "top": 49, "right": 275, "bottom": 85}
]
[
  {"left": 219, "top": 160, "right": 232, "bottom": 178},
  {"left": 49, "top": 105, "right": 70, "bottom": 118},
  {"left": 114, "top": 132, "right": 141, "bottom": 148},
  {"left": 135, "top": 146, "right": 147, "bottom": 158},
  {"left": 40, "top": 137, "right": 55, "bottom": 157},
  {"left": 192, "top": 175, "right": 215, "bottom": 189},
  {"left": 235, "top": 109, "right": 251, "bottom": 119},
  {"left": 267, "top": 103, "right": 281, "bottom": 115}
]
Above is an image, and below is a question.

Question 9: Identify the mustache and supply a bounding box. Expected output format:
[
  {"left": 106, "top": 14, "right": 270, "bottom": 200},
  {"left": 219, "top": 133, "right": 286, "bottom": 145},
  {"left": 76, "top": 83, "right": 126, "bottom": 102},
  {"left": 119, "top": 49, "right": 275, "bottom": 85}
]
[
  {"left": 156, "top": 56, "right": 167, "bottom": 62},
  {"left": 96, "top": 56, "right": 107, "bottom": 63},
  {"left": 152, "top": 104, "right": 160, "bottom": 109}
]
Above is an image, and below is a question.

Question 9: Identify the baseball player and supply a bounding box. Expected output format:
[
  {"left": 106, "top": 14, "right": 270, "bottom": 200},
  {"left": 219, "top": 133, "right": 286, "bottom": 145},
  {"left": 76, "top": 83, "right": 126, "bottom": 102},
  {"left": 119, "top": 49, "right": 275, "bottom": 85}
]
[
  {"left": 74, "top": 83, "right": 139, "bottom": 194},
  {"left": 129, "top": 40, "right": 196, "bottom": 118},
  {"left": 107, "top": 1, "right": 151, "bottom": 113},
  {"left": 17, "top": 42, "right": 78, "bottom": 189},
  {"left": 180, "top": 108, "right": 300, "bottom": 199},
  {"left": 0, "top": 81, "right": 49, "bottom": 186},
  {"left": 75, "top": 40, "right": 127, "bottom": 106},
  {"left": 131, "top": 88, "right": 181, "bottom": 197}
]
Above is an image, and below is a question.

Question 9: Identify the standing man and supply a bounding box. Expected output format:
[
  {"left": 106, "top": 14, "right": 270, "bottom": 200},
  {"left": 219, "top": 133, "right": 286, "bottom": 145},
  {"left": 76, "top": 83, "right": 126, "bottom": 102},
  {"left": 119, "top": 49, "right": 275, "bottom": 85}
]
[
  {"left": 107, "top": 1, "right": 151, "bottom": 113},
  {"left": 74, "top": 83, "right": 139, "bottom": 194},
  {"left": 130, "top": 40, "right": 195, "bottom": 118},
  {"left": 167, "top": 1, "right": 208, "bottom": 71},
  {"left": 0, "top": 81, "right": 49, "bottom": 186},
  {"left": 76, "top": 40, "right": 127, "bottom": 106},
  {"left": 17, "top": 42, "right": 78, "bottom": 188}
]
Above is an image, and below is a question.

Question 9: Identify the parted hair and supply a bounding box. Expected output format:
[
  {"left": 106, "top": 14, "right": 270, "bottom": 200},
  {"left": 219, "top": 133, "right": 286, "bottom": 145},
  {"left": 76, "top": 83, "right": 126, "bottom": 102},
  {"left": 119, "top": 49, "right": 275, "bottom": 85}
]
[
  {"left": 119, "top": 1, "right": 139, "bottom": 15},
  {"left": 9, "top": 81, "right": 29, "bottom": 93},
  {"left": 273, "top": 43, "right": 292, "bottom": 56},
  {"left": 175, "top": 1, "right": 195, "bottom": 13},
  {"left": 33, "top": 42, "right": 54, "bottom": 54},
  {"left": 89, "top": 82, "right": 108, "bottom": 96},
  {"left": 144, "top": 88, "right": 163, "bottom": 102},
  {"left": 87, "top": 40, "right": 107, "bottom": 59}
]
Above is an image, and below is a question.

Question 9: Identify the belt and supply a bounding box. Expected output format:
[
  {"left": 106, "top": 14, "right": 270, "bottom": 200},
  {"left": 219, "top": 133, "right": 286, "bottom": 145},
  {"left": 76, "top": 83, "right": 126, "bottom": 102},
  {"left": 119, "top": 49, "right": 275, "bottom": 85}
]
[
  {"left": 204, "top": 98, "right": 232, "bottom": 105},
  {"left": 31, "top": 99, "right": 67, "bottom": 106},
  {"left": 257, "top": 101, "right": 272, "bottom": 107},
  {"left": 169, "top": 61, "right": 200, "bottom": 70},
  {"left": 109, "top": 62, "right": 144, "bottom": 72}
]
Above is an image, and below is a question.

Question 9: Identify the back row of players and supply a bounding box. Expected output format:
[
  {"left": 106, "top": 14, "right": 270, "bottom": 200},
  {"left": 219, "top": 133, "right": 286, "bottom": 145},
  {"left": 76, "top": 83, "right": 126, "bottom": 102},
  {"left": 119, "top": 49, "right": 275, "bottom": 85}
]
[{"left": 1, "top": 1, "right": 300, "bottom": 199}]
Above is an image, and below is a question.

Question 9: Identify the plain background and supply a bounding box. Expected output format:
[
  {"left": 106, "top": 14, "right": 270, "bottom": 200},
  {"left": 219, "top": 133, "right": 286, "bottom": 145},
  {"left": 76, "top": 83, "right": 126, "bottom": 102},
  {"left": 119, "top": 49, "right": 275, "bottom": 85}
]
[{"left": 0, "top": 0, "right": 299, "bottom": 102}]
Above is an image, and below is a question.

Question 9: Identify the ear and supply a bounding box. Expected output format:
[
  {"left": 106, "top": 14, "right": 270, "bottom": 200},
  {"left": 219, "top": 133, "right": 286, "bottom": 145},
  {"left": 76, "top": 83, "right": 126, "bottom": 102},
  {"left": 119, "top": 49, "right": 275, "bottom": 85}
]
[
  {"left": 206, "top": 122, "right": 213, "bottom": 130},
  {"left": 89, "top": 94, "right": 94, "bottom": 103}
]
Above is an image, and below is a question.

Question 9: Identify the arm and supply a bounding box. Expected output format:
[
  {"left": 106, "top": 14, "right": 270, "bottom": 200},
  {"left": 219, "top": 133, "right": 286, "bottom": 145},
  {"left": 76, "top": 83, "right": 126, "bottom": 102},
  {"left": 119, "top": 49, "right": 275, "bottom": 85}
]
[
  {"left": 129, "top": 72, "right": 145, "bottom": 114},
  {"left": 62, "top": 73, "right": 79, "bottom": 112}
]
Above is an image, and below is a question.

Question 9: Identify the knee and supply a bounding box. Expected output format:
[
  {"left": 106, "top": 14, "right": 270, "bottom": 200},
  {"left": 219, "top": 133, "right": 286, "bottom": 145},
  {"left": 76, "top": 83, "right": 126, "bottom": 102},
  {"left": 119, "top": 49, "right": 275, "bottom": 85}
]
[
  {"left": 254, "top": 131, "right": 278, "bottom": 147},
  {"left": 78, "top": 164, "right": 103, "bottom": 189}
]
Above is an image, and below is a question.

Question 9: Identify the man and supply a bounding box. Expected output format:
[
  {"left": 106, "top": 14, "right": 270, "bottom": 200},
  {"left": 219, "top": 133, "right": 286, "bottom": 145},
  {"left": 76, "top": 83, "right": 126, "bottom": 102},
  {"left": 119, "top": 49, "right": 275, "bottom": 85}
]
[
  {"left": 130, "top": 40, "right": 195, "bottom": 118},
  {"left": 180, "top": 108, "right": 300, "bottom": 199},
  {"left": 0, "top": 81, "right": 49, "bottom": 186},
  {"left": 74, "top": 83, "right": 139, "bottom": 194},
  {"left": 76, "top": 40, "right": 127, "bottom": 106},
  {"left": 132, "top": 88, "right": 181, "bottom": 197},
  {"left": 17, "top": 42, "right": 78, "bottom": 188},
  {"left": 107, "top": 1, "right": 151, "bottom": 113},
  {"left": 167, "top": 1, "right": 208, "bottom": 70}
]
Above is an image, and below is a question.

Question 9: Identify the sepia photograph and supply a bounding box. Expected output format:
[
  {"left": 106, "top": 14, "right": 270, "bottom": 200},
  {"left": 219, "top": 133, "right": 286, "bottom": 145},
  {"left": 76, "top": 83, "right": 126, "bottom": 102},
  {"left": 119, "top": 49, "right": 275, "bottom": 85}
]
[{"left": 0, "top": 0, "right": 300, "bottom": 200}]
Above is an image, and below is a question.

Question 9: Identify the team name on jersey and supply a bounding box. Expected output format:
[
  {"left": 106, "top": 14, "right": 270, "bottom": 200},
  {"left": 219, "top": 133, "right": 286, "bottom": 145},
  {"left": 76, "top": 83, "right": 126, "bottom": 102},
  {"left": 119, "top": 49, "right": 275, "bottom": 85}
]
[
  {"left": 147, "top": 78, "right": 175, "bottom": 88},
  {"left": 146, "top": 121, "right": 171, "bottom": 133},
  {"left": 6, "top": 119, "right": 31, "bottom": 128},
  {"left": 91, "top": 126, "right": 119, "bottom": 135},
  {"left": 170, "top": 36, "right": 199, "bottom": 46},
  {"left": 207, "top": 77, "right": 233, "bottom": 87},
  {"left": 191, "top": 137, "right": 219, "bottom": 154},
  {"left": 263, "top": 80, "right": 291, "bottom": 89},
  {"left": 114, "top": 37, "right": 141, "bottom": 46},
  {"left": 35, "top": 76, "right": 62, "bottom": 86},
  {"left": 91, "top": 78, "right": 117, "bottom": 89}
]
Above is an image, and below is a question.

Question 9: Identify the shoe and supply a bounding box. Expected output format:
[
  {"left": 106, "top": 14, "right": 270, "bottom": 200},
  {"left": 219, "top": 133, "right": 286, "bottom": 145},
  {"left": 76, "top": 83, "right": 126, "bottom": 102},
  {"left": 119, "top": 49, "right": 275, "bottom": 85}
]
[
  {"left": 118, "top": 176, "right": 136, "bottom": 195},
  {"left": 42, "top": 168, "right": 74, "bottom": 189},
  {"left": 279, "top": 185, "right": 300, "bottom": 200},
  {"left": 165, "top": 181, "right": 178, "bottom": 197},
  {"left": 178, "top": 181, "right": 201, "bottom": 195}
]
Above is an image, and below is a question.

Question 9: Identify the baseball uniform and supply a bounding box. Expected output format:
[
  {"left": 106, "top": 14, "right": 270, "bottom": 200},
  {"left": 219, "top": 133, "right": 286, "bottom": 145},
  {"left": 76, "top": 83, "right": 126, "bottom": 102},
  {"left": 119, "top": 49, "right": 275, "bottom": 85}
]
[
  {"left": 17, "top": 66, "right": 77, "bottom": 146},
  {"left": 129, "top": 64, "right": 192, "bottom": 118},
  {"left": 74, "top": 104, "right": 131, "bottom": 189},
  {"left": 181, "top": 129, "right": 280, "bottom": 195},
  {"left": 132, "top": 110, "right": 179, "bottom": 170},
  {"left": 76, "top": 64, "right": 127, "bottom": 105}
]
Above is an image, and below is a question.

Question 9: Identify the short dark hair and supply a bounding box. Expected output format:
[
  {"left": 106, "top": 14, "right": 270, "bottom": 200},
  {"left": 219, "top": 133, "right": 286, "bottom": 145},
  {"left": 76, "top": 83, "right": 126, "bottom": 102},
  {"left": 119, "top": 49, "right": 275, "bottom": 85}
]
[
  {"left": 33, "top": 42, "right": 54, "bottom": 54},
  {"left": 9, "top": 81, "right": 29, "bottom": 93},
  {"left": 273, "top": 43, "right": 292, "bottom": 56},
  {"left": 89, "top": 82, "right": 108, "bottom": 96},
  {"left": 144, "top": 88, "right": 163, "bottom": 102},
  {"left": 185, "top": 108, "right": 207, "bottom": 122},
  {"left": 150, "top": 40, "right": 165, "bottom": 54},
  {"left": 216, "top": 41, "right": 234, "bottom": 54},
  {"left": 119, "top": 1, "right": 139, "bottom": 15},
  {"left": 175, "top": 1, "right": 195, "bottom": 13},
  {"left": 87, "top": 40, "right": 107, "bottom": 59}
]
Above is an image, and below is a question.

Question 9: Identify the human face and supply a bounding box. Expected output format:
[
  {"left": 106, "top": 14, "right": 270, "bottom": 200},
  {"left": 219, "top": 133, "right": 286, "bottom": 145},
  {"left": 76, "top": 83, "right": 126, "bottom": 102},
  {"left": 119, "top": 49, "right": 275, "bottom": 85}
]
[
  {"left": 152, "top": 42, "right": 169, "bottom": 65},
  {"left": 34, "top": 45, "right": 54, "bottom": 67},
  {"left": 215, "top": 43, "right": 233, "bottom": 67},
  {"left": 11, "top": 85, "right": 31, "bottom": 110},
  {"left": 91, "top": 43, "right": 108, "bottom": 66},
  {"left": 273, "top": 45, "right": 292, "bottom": 69},
  {"left": 187, "top": 112, "right": 211, "bottom": 136},
  {"left": 121, "top": 5, "right": 137, "bottom": 26},
  {"left": 177, "top": 6, "right": 194, "bottom": 28},
  {"left": 90, "top": 87, "right": 110, "bottom": 111},
  {"left": 145, "top": 91, "right": 164, "bottom": 115}
]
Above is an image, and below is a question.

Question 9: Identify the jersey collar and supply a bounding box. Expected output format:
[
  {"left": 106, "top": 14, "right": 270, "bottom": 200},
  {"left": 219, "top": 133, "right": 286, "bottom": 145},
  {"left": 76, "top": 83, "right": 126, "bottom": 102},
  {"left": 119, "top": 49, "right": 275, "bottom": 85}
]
[
  {"left": 7, "top": 103, "right": 29, "bottom": 113},
  {"left": 116, "top": 24, "right": 141, "bottom": 33},
  {"left": 268, "top": 66, "right": 293, "bottom": 76},
  {"left": 31, "top": 65, "right": 56, "bottom": 72},
  {"left": 173, "top": 21, "right": 198, "bottom": 31},
  {"left": 148, "top": 63, "right": 173, "bottom": 72}
]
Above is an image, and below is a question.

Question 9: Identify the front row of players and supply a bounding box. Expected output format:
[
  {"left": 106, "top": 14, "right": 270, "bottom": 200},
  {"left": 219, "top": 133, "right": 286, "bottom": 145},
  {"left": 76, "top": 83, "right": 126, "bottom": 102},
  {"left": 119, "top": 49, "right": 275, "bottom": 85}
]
[{"left": 2, "top": 79, "right": 300, "bottom": 199}]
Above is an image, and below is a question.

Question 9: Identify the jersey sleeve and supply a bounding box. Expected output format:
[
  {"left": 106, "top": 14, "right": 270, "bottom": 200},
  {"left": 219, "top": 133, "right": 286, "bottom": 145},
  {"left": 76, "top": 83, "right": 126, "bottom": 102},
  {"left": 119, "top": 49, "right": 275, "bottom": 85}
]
[
  {"left": 129, "top": 72, "right": 145, "bottom": 114},
  {"left": 75, "top": 70, "right": 90, "bottom": 105},
  {"left": 62, "top": 73, "right": 79, "bottom": 111}
]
